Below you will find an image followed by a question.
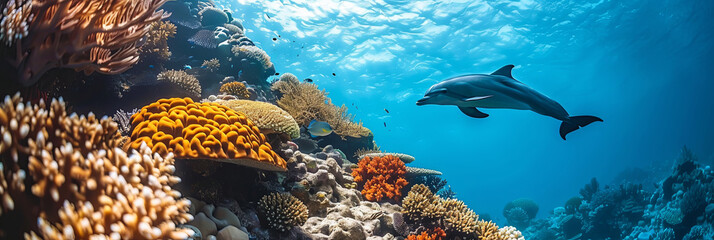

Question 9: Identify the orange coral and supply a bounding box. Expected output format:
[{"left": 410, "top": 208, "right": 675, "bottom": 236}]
[
  {"left": 3, "top": 0, "right": 168, "bottom": 86},
  {"left": 407, "top": 228, "right": 447, "bottom": 240},
  {"left": 127, "top": 97, "right": 287, "bottom": 171},
  {"left": 219, "top": 81, "right": 251, "bottom": 99},
  {"left": 351, "top": 155, "right": 408, "bottom": 202}
]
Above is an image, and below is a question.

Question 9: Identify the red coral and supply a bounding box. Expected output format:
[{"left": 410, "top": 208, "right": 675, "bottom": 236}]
[
  {"left": 351, "top": 155, "right": 408, "bottom": 202},
  {"left": 407, "top": 227, "right": 447, "bottom": 240}
]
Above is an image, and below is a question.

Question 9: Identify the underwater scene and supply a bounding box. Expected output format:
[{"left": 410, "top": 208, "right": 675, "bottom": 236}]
[{"left": 0, "top": 0, "right": 712, "bottom": 239}]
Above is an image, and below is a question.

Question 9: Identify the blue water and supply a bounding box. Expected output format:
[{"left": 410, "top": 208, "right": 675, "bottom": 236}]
[{"left": 221, "top": 0, "right": 714, "bottom": 221}]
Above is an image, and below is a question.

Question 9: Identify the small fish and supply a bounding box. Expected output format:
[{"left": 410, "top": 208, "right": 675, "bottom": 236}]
[
  {"left": 266, "top": 13, "right": 271, "bottom": 19},
  {"left": 383, "top": 122, "right": 387, "bottom": 127},
  {"left": 332, "top": 73, "right": 336, "bottom": 76},
  {"left": 307, "top": 120, "right": 333, "bottom": 137},
  {"left": 272, "top": 38, "right": 277, "bottom": 41},
  {"left": 355, "top": 106, "right": 359, "bottom": 110},
  {"left": 275, "top": 72, "right": 280, "bottom": 75},
  {"left": 278, "top": 34, "right": 281, "bottom": 37},
  {"left": 188, "top": 56, "right": 194, "bottom": 59},
  {"left": 183, "top": 65, "right": 192, "bottom": 70},
  {"left": 148, "top": 65, "right": 155, "bottom": 68},
  {"left": 304, "top": 78, "right": 313, "bottom": 83},
  {"left": 384, "top": 108, "right": 389, "bottom": 113}
]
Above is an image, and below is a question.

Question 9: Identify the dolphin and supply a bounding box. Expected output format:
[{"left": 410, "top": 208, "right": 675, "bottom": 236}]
[{"left": 416, "top": 64, "right": 602, "bottom": 140}]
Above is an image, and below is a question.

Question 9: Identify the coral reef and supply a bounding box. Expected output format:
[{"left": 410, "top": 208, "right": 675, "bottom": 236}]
[
  {"left": 406, "top": 166, "right": 443, "bottom": 177},
  {"left": 257, "top": 193, "right": 309, "bottom": 232},
  {"left": 219, "top": 81, "right": 251, "bottom": 99},
  {"left": 406, "top": 227, "right": 446, "bottom": 240},
  {"left": 352, "top": 155, "right": 409, "bottom": 202},
  {"left": 113, "top": 108, "right": 139, "bottom": 136},
  {"left": 271, "top": 73, "right": 372, "bottom": 138},
  {"left": 156, "top": 70, "right": 202, "bottom": 98},
  {"left": 183, "top": 197, "right": 249, "bottom": 240},
  {"left": 199, "top": 7, "right": 229, "bottom": 27},
  {"left": 0, "top": 0, "right": 31, "bottom": 46},
  {"left": 503, "top": 198, "right": 539, "bottom": 229},
  {"left": 232, "top": 45, "right": 275, "bottom": 83},
  {"left": 2, "top": 0, "right": 168, "bottom": 86},
  {"left": 202, "top": 58, "right": 221, "bottom": 72},
  {"left": 140, "top": 21, "right": 177, "bottom": 61},
  {"left": 209, "top": 99, "right": 300, "bottom": 140},
  {"left": 126, "top": 97, "right": 286, "bottom": 171},
  {"left": 0, "top": 94, "right": 192, "bottom": 239},
  {"left": 360, "top": 152, "right": 415, "bottom": 163},
  {"left": 521, "top": 146, "right": 714, "bottom": 240}
]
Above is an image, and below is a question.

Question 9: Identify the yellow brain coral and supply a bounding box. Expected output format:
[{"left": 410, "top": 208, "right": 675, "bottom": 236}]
[
  {"left": 127, "top": 98, "right": 286, "bottom": 171},
  {"left": 211, "top": 99, "right": 300, "bottom": 140}
]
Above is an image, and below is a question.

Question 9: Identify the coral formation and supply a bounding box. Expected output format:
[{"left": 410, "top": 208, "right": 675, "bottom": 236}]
[
  {"left": 210, "top": 99, "right": 300, "bottom": 140},
  {"left": 503, "top": 198, "right": 539, "bottom": 229},
  {"left": 406, "top": 166, "right": 443, "bottom": 177},
  {"left": 219, "top": 81, "right": 251, "bottom": 99},
  {"left": 140, "top": 20, "right": 177, "bottom": 61},
  {"left": 361, "top": 152, "right": 415, "bottom": 163},
  {"left": 2, "top": 0, "right": 168, "bottom": 86},
  {"left": 184, "top": 197, "right": 249, "bottom": 239},
  {"left": 407, "top": 227, "right": 446, "bottom": 240},
  {"left": 0, "top": 94, "right": 192, "bottom": 239},
  {"left": 202, "top": 58, "right": 221, "bottom": 72},
  {"left": 352, "top": 155, "right": 408, "bottom": 202},
  {"left": 126, "top": 97, "right": 286, "bottom": 171},
  {"left": 156, "top": 70, "right": 202, "bottom": 98},
  {"left": 0, "top": 0, "right": 32, "bottom": 46},
  {"left": 199, "top": 7, "right": 229, "bottom": 27},
  {"left": 271, "top": 73, "right": 372, "bottom": 138},
  {"left": 257, "top": 193, "right": 308, "bottom": 232},
  {"left": 113, "top": 108, "right": 139, "bottom": 136},
  {"left": 232, "top": 45, "right": 275, "bottom": 83}
]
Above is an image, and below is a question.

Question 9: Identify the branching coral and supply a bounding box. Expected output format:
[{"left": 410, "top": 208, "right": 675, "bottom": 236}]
[
  {"left": 140, "top": 20, "right": 176, "bottom": 61},
  {"left": 210, "top": 99, "right": 300, "bottom": 140},
  {"left": 157, "top": 70, "right": 202, "bottom": 98},
  {"left": 271, "top": 73, "right": 372, "bottom": 138},
  {"left": 0, "top": 0, "right": 32, "bottom": 46},
  {"left": 351, "top": 155, "right": 408, "bottom": 202},
  {"left": 219, "top": 81, "right": 250, "bottom": 99},
  {"left": 257, "top": 193, "right": 308, "bottom": 232},
  {"left": 127, "top": 97, "right": 286, "bottom": 171},
  {"left": 202, "top": 58, "right": 220, "bottom": 72},
  {"left": 0, "top": 93, "right": 192, "bottom": 239},
  {"left": 2, "top": 0, "right": 169, "bottom": 86}
]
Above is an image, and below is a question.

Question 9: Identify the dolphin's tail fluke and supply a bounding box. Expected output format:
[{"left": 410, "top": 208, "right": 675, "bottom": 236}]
[{"left": 559, "top": 115, "right": 603, "bottom": 140}]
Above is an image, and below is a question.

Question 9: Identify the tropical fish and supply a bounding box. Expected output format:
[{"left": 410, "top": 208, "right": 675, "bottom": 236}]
[
  {"left": 304, "top": 78, "right": 313, "bottom": 83},
  {"left": 307, "top": 120, "right": 333, "bottom": 137},
  {"left": 183, "top": 65, "right": 192, "bottom": 70},
  {"left": 384, "top": 108, "right": 389, "bottom": 113},
  {"left": 384, "top": 122, "right": 387, "bottom": 127},
  {"left": 416, "top": 64, "right": 602, "bottom": 140}
]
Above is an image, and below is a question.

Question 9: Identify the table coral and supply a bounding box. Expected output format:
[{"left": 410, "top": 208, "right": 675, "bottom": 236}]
[
  {"left": 2, "top": 0, "right": 168, "bottom": 86},
  {"left": 211, "top": 99, "right": 300, "bottom": 140},
  {"left": 0, "top": 93, "right": 192, "bottom": 239},
  {"left": 127, "top": 97, "right": 286, "bottom": 171},
  {"left": 351, "top": 155, "right": 408, "bottom": 202}
]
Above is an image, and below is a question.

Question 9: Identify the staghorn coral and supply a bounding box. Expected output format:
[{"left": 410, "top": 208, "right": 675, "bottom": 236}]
[
  {"left": 157, "top": 70, "right": 202, "bottom": 98},
  {"left": 3, "top": 0, "right": 168, "bottom": 86},
  {"left": 402, "top": 184, "right": 443, "bottom": 222},
  {"left": 140, "top": 20, "right": 177, "bottom": 61},
  {"left": 351, "top": 155, "right": 408, "bottom": 202},
  {"left": 202, "top": 58, "right": 221, "bottom": 72},
  {"left": 219, "top": 81, "right": 250, "bottom": 99},
  {"left": 271, "top": 73, "right": 372, "bottom": 138},
  {"left": 257, "top": 193, "right": 308, "bottom": 232},
  {"left": 0, "top": 93, "right": 192, "bottom": 239},
  {"left": 407, "top": 227, "right": 447, "bottom": 240},
  {"left": 0, "top": 0, "right": 32, "bottom": 46},
  {"left": 441, "top": 198, "right": 478, "bottom": 234},
  {"left": 210, "top": 99, "right": 300, "bottom": 140},
  {"left": 127, "top": 97, "right": 286, "bottom": 171}
]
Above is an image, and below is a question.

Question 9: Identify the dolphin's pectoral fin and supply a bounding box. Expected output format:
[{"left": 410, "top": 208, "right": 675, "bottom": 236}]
[
  {"left": 458, "top": 107, "right": 489, "bottom": 118},
  {"left": 491, "top": 65, "right": 515, "bottom": 79},
  {"left": 463, "top": 95, "right": 492, "bottom": 102}
]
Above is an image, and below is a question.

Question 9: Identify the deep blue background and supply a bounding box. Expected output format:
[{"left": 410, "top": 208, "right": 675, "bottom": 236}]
[{"left": 220, "top": 0, "right": 714, "bottom": 222}]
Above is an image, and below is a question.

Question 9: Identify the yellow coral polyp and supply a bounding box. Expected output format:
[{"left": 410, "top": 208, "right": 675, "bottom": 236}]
[{"left": 128, "top": 98, "right": 287, "bottom": 171}]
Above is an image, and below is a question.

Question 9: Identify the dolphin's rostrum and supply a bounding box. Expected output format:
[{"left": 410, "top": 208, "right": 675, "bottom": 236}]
[{"left": 416, "top": 65, "right": 602, "bottom": 140}]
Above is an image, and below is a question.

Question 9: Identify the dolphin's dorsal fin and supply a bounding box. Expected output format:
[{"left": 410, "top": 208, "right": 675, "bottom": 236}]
[{"left": 491, "top": 65, "right": 515, "bottom": 79}]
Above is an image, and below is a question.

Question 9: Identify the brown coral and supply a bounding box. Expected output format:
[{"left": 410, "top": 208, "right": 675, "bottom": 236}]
[
  {"left": 202, "top": 58, "right": 220, "bottom": 72},
  {"left": 271, "top": 73, "right": 372, "bottom": 138},
  {"left": 3, "top": 0, "right": 169, "bottom": 86},
  {"left": 351, "top": 155, "right": 408, "bottom": 202},
  {"left": 157, "top": 70, "right": 202, "bottom": 98},
  {"left": 231, "top": 45, "right": 273, "bottom": 71},
  {"left": 0, "top": 93, "right": 192, "bottom": 239},
  {"left": 140, "top": 20, "right": 177, "bottom": 61},
  {"left": 210, "top": 99, "right": 300, "bottom": 140},
  {"left": 0, "top": 0, "right": 32, "bottom": 46},
  {"left": 127, "top": 97, "right": 287, "bottom": 171},
  {"left": 257, "top": 193, "right": 308, "bottom": 232},
  {"left": 219, "top": 81, "right": 250, "bottom": 99}
]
